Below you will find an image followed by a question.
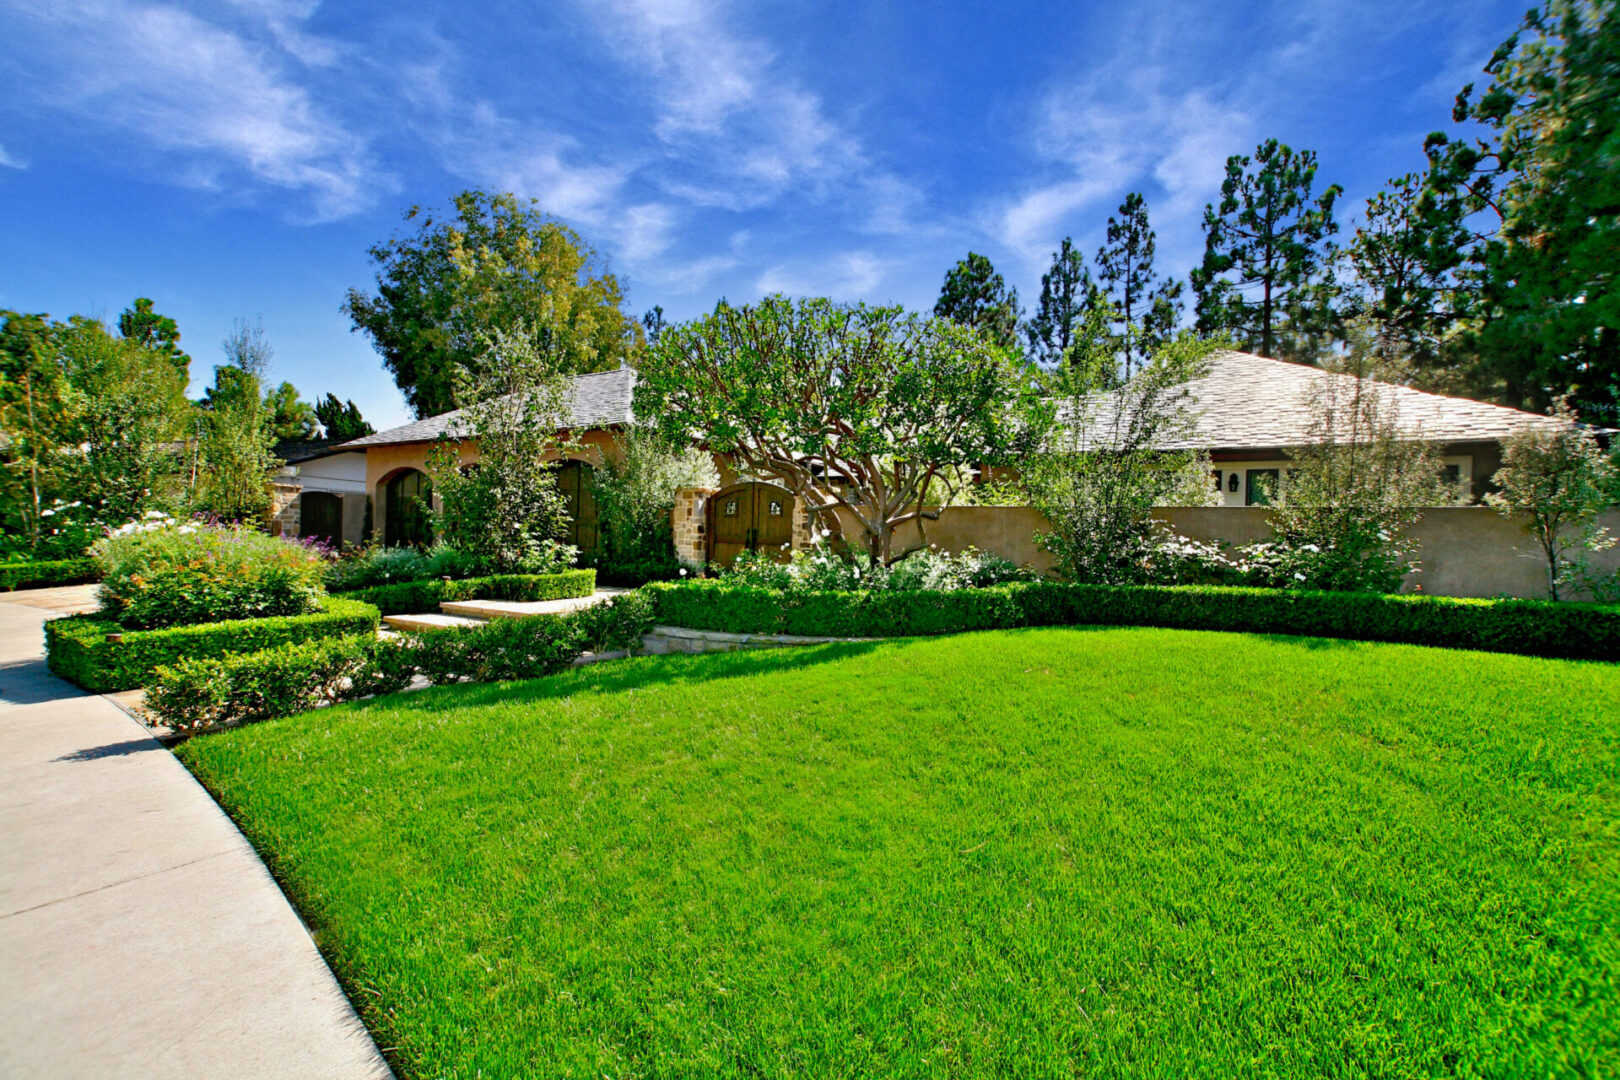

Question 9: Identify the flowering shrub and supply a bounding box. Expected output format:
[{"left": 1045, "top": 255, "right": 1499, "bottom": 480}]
[
  {"left": 1235, "top": 514, "right": 1418, "bottom": 593},
  {"left": 95, "top": 519, "right": 328, "bottom": 629},
  {"left": 721, "top": 543, "right": 1031, "bottom": 593}
]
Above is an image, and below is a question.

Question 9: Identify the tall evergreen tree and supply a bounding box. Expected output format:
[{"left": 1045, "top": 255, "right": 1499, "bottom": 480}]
[
  {"left": 1408, "top": 0, "right": 1619, "bottom": 414},
  {"left": 1024, "top": 239, "right": 1094, "bottom": 366},
  {"left": 1096, "top": 193, "right": 1185, "bottom": 377},
  {"left": 314, "top": 394, "right": 374, "bottom": 441},
  {"left": 117, "top": 297, "right": 191, "bottom": 378},
  {"left": 934, "top": 252, "right": 1022, "bottom": 352},
  {"left": 1192, "top": 140, "right": 1343, "bottom": 361}
]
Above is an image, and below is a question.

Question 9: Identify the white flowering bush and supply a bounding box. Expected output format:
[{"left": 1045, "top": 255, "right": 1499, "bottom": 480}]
[{"left": 722, "top": 542, "right": 1030, "bottom": 593}]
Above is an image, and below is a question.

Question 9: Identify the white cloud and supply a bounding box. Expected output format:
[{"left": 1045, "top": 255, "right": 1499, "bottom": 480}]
[
  {"left": 6, "top": 0, "right": 381, "bottom": 220},
  {"left": 757, "top": 251, "right": 887, "bottom": 300},
  {"left": 0, "top": 143, "right": 25, "bottom": 169}
]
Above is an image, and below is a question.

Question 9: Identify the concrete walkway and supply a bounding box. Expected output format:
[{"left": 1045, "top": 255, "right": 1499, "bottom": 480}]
[{"left": 0, "top": 591, "right": 393, "bottom": 1080}]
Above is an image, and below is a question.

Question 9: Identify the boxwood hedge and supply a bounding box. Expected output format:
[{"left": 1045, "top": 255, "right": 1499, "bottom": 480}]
[
  {"left": 337, "top": 569, "right": 596, "bottom": 615},
  {"left": 45, "top": 596, "right": 381, "bottom": 693},
  {"left": 641, "top": 579, "right": 1619, "bottom": 661},
  {"left": 1, "top": 557, "right": 101, "bottom": 591}
]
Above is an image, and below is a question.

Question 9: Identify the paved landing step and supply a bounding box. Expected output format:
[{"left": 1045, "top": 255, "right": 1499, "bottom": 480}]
[
  {"left": 439, "top": 594, "right": 610, "bottom": 620},
  {"left": 382, "top": 612, "right": 488, "bottom": 632}
]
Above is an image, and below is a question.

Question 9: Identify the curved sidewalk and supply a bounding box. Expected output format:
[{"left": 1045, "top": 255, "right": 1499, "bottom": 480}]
[{"left": 0, "top": 592, "right": 393, "bottom": 1080}]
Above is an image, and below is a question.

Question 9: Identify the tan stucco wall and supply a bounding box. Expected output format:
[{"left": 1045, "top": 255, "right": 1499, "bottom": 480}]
[{"left": 364, "top": 430, "right": 622, "bottom": 545}]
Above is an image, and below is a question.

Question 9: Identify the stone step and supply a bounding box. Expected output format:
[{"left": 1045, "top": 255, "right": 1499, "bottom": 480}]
[
  {"left": 640, "top": 625, "right": 874, "bottom": 655},
  {"left": 382, "top": 612, "right": 488, "bottom": 633},
  {"left": 439, "top": 593, "right": 612, "bottom": 620}
]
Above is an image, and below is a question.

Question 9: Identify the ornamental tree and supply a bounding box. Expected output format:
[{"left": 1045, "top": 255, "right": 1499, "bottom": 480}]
[{"left": 635, "top": 296, "right": 1050, "bottom": 566}]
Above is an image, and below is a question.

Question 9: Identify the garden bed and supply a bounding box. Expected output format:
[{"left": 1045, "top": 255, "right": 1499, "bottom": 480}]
[
  {"left": 46, "top": 596, "right": 381, "bottom": 693},
  {"left": 335, "top": 569, "right": 596, "bottom": 616},
  {"left": 178, "top": 628, "right": 1620, "bottom": 1077},
  {"left": 643, "top": 579, "right": 1620, "bottom": 661}
]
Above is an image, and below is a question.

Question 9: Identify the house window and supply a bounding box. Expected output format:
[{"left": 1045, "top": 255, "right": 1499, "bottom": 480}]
[
  {"left": 1440, "top": 464, "right": 1461, "bottom": 487},
  {"left": 1245, "top": 469, "right": 1280, "bottom": 506},
  {"left": 724, "top": 499, "right": 739, "bottom": 517},
  {"left": 768, "top": 500, "right": 783, "bottom": 517},
  {"left": 1211, "top": 469, "right": 1223, "bottom": 492}
]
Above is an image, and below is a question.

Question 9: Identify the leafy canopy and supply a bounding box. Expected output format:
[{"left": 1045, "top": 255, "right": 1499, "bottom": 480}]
[
  {"left": 344, "top": 190, "right": 641, "bottom": 418},
  {"left": 636, "top": 295, "right": 1050, "bottom": 565}
]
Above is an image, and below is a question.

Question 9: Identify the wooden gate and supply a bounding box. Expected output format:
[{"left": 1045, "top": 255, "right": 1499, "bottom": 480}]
[
  {"left": 557, "top": 460, "right": 599, "bottom": 554},
  {"left": 707, "top": 482, "right": 795, "bottom": 568}
]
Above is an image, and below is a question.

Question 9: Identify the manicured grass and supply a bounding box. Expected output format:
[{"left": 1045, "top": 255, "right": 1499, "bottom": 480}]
[{"left": 178, "top": 628, "right": 1620, "bottom": 1079}]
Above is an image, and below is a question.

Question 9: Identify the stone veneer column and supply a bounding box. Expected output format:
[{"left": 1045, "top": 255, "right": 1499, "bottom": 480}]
[
  {"left": 267, "top": 482, "right": 301, "bottom": 538},
  {"left": 671, "top": 487, "right": 716, "bottom": 569}
]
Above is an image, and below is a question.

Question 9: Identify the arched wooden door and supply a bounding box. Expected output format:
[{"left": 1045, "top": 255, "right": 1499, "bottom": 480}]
[
  {"left": 707, "top": 482, "right": 795, "bottom": 568},
  {"left": 556, "top": 460, "right": 599, "bottom": 555},
  {"left": 300, "top": 491, "right": 343, "bottom": 546},
  {"left": 383, "top": 469, "right": 434, "bottom": 548}
]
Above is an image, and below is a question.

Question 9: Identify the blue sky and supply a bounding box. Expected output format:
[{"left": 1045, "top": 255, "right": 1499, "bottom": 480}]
[{"left": 1, "top": 0, "right": 1522, "bottom": 428}]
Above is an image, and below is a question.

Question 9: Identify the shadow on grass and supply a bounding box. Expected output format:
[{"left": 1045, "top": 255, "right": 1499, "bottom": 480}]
[{"left": 376, "top": 639, "right": 892, "bottom": 714}]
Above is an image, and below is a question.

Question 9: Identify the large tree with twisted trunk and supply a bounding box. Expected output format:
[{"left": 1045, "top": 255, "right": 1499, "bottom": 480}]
[{"left": 634, "top": 296, "right": 1050, "bottom": 566}]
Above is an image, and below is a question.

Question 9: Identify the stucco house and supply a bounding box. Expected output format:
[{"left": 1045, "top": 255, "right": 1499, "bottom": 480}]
[
  {"left": 335, "top": 351, "right": 1581, "bottom": 577},
  {"left": 266, "top": 440, "right": 370, "bottom": 547}
]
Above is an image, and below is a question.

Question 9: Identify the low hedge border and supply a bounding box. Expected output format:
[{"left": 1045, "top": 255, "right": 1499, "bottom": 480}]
[
  {"left": 642, "top": 579, "right": 1620, "bottom": 661},
  {"left": 46, "top": 596, "right": 381, "bottom": 693},
  {"left": 146, "top": 592, "right": 656, "bottom": 733},
  {"left": 337, "top": 569, "right": 597, "bottom": 616},
  {"left": 1, "top": 557, "right": 101, "bottom": 591}
]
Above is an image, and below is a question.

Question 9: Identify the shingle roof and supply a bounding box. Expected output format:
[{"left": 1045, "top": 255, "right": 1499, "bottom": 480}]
[
  {"left": 337, "top": 367, "right": 637, "bottom": 449},
  {"left": 1073, "top": 350, "right": 1570, "bottom": 451}
]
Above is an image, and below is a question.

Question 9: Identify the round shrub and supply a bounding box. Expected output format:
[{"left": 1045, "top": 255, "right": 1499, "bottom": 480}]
[{"left": 95, "top": 519, "right": 328, "bottom": 629}]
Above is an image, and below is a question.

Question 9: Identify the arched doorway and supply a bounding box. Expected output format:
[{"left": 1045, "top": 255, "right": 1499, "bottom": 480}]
[
  {"left": 707, "top": 482, "right": 795, "bottom": 568},
  {"left": 556, "top": 460, "right": 599, "bottom": 555},
  {"left": 299, "top": 491, "right": 343, "bottom": 547},
  {"left": 383, "top": 469, "right": 434, "bottom": 548}
]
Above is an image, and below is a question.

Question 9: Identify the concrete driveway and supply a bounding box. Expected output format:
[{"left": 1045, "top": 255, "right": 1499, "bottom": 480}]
[{"left": 0, "top": 589, "right": 393, "bottom": 1080}]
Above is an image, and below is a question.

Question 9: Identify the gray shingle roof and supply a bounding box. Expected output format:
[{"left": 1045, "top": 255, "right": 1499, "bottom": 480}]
[
  {"left": 337, "top": 367, "right": 637, "bottom": 449},
  {"left": 1072, "top": 350, "right": 1569, "bottom": 451}
]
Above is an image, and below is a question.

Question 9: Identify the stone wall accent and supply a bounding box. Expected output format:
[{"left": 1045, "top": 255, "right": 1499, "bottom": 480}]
[
  {"left": 671, "top": 487, "right": 715, "bottom": 568},
  {"left": 267, "top": 482, "right": 301, "bottom": 538}
]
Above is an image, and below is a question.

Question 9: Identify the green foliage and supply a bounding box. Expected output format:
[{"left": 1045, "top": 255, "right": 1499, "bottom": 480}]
[
  {"left": 1023, "top": 238, "right": 1095, "bottom": 366},
  {"left": 147, "top": 591, "right": 651, "bottom": 731},
  {"left": 148, "top": 634, "right": 415, "bottom": 735},
  {"left": 0, "top": 556, "right": 101, "bottom": 591},
  {"left": 1192, "top": 139, "right": 1343, "bottom": 361},
  {"left": 589, "top": 430, "right": 717, "bottom": 585},
  {"left": 95, "top": 520, "right": 328, "bottom": 629},
  {"left": 326, "top": 542, "right": 489, "bottom": 592},
  {"left": 314, "top": 393, "right": 373, "bottom": 441},
  {"left": 117, "top": 297, "right": 191, "bottom": 378},
  {"left": 1405, "top": 1, "right": 1619, "bottom": 415},
  {"left": 933, "top": 252, "right": 1022, "bottom": 352},
  {"left": 426, "top": 324, "right": 577, "bottom": 574},
  {"left": 46, "top": 596, "right": 379, "bottom": 693},
  {"left": 1095, "top": 193, "right": 1183, "bottom": 378},
  {"left": 264, "top": 381, "right": 319, "bottom": 441},
  {"left": 1022, "top": 316, "right": 1217, "bottom": 584},
  {"left": 193, "top": 322, "right": 280, "bottom": 521},
  {"left": 644, "top": 578, "right": 1618, "bottom": 660},
  {"left": 1486, "top": 400, "right": 1619, "bottom": 600},
  {"left": 636, "top": 295, "right": 1051, "bottom": 565},
  {"left": 343, "top": 190, "right": 640, "bottom": 418},
  {"left": 338, "top": 569, "right": 596, "bottom": 616}
]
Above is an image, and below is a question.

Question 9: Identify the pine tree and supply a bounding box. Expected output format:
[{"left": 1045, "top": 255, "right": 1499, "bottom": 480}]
[
  {"left": 934, "top": 253, "right": 1021, "bottom": 352},
  {"left": 1191, "top": 140, "right": 1343, "bottom": 361},
  {"left": 1096, "top": 193, "right": 1184, "bottom": 377},
  {"left": 1024, "top": 239, "right": 1095, "bottom": 366}
]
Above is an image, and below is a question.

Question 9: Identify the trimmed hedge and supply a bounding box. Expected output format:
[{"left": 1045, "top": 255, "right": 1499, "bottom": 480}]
[
  {"left": 46, "top": 597, "right": 381, "bottom": 693},
  {"left": 641, "top": 579, "right": 1620, "bottom": 661},
  {"left": 338, "top": 569, "right": 597, "bottom": 616},
  {"left": 1, "top": 557, "right": 101, "bottom": 591},
  {"left": 145, "top": 592, "right": 656, "bottom": 733}
]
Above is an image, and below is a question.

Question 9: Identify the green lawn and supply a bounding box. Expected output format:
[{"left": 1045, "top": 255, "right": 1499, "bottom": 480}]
[{"left": 177, "top": 628, "right": 1620, "bottom": 1079}]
